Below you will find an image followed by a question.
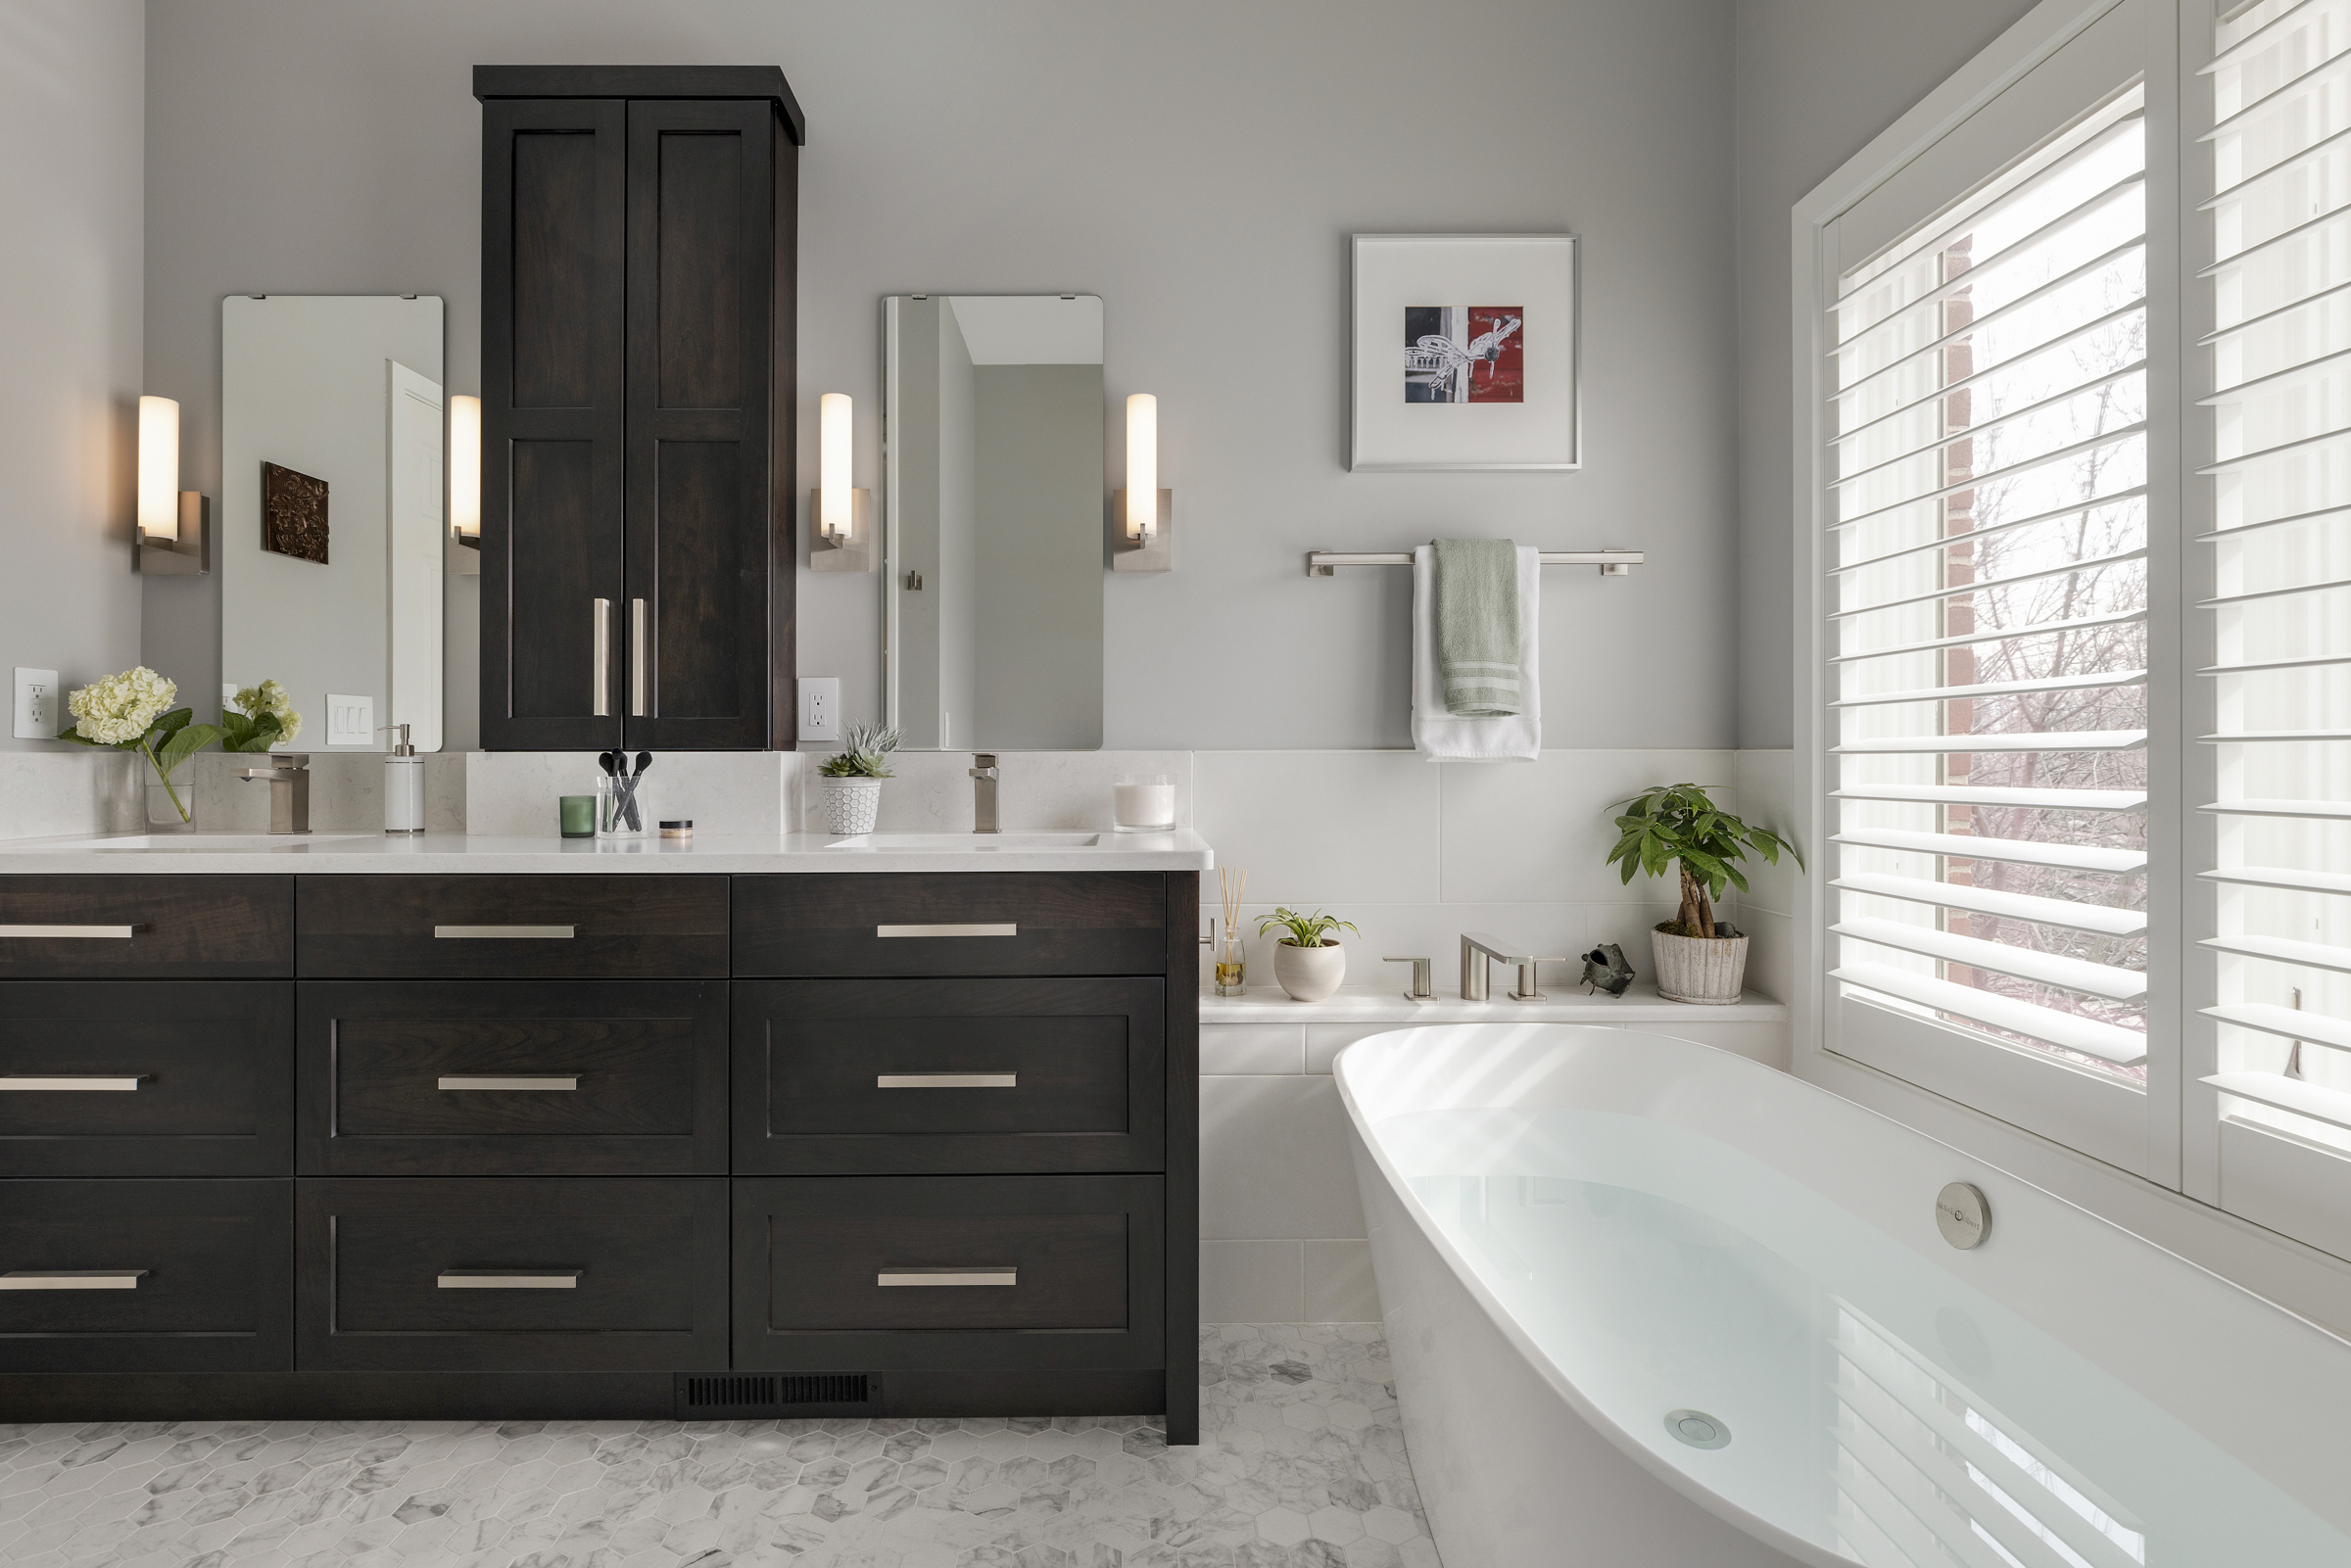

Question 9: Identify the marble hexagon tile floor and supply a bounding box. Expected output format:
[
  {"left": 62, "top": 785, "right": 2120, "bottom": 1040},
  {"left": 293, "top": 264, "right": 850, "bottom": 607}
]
[{"left": 0, "top": 1325, "right": 1442, "bottom": 1568}]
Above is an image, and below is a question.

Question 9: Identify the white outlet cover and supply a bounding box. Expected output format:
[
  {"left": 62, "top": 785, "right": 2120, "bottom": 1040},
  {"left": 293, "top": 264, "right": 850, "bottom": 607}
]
[
  {"left": 797, "top": 677, "right": 840, "bottom": 744},
  {"left": 13, "top": 668, "right": 60, "bottom": 739},
  {"left": 325, "top": 692, "right": 374, "bottom": 746}
]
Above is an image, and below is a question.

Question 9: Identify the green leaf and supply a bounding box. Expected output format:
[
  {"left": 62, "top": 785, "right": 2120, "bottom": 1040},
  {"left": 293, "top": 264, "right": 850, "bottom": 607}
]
[
  {"left": 150, "top": 708, "right": 194, "bottom": 745},
  {"left": 153, "top": 722, "right": 223, "bottom": 779}
]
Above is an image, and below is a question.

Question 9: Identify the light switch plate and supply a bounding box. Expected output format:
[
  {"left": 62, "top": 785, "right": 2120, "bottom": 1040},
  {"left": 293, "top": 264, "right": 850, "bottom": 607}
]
[
  {"left": 326, "top": 693, "right": 374, "bottom": 746},
  {"left": 13, "top": 668, "right": 59, "bottom": 739},
  {"left": 797, "top": 678, "right": 840, "bottom": 744}
]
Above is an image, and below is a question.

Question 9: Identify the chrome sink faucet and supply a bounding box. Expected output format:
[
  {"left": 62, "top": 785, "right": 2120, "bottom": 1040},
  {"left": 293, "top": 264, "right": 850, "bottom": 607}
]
[
  {"left": 234, "top": 752, "right": 312, "bottom": 835},
  {"left": 969, "top": 752, "right": 999, "bottom": 834},
  {"left": 1460, "top": 930, "right": 1567, "bottom": 1001}
]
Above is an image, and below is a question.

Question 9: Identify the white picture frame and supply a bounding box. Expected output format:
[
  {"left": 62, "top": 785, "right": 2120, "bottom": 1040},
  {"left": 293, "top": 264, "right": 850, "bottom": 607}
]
[{"left": 1349, "top": 233, "right": 1580, "bottom": 472}]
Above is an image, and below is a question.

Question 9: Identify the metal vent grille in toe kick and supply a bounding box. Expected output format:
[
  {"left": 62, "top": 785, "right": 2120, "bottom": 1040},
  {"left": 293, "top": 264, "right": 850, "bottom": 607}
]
[{"left": 674, "top": 1372, "right": 877, "bottom": 1418}]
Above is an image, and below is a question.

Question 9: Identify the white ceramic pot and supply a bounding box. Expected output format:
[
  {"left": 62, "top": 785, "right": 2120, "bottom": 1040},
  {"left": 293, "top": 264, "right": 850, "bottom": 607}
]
[
  {"left": 821, "top": 776, "right": 884, "bottom": 836},
  {"left": 1650, "top": 927, "right": 1749, "bottom": 1005},
  {"left": 1272, "top": 939, "right": 1347, "bottom": 1002}
]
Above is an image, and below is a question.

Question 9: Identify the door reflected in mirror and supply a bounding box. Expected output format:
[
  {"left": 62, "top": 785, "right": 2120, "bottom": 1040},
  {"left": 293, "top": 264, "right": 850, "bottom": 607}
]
[
  {"left": 885, "top": 294, "right": 1103, "bottom": 751},
  {"left": 220, "top": 294, "right": 446, "bottom": 751}
]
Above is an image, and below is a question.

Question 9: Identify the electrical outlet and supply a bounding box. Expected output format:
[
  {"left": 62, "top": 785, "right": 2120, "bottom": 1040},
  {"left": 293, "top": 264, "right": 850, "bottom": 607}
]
[
  {"left": 797, "top": 677, "right": 840, "bottom": 744},
  {"left": 13, "top": 668, "right": 60, "bottom": 739}
]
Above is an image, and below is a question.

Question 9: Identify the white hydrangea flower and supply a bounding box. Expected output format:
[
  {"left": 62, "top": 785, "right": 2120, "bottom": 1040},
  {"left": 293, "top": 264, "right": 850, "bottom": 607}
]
[
  {"left": 68, "top": 666, "right": 176, "bottom": 746},
  {"left": 235, "top": 679, "right": 304, "bottom": 745}
]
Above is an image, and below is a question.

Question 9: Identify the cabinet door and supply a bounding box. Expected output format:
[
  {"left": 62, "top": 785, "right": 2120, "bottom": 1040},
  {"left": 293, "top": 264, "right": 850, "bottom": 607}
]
[
  {"left": 482, "top": 97, "right": 627, "bottom": 751},
  {"left": 624, "top": 99, "right": 778, "bottom": 750},
  {"left": 733, "top": 977, "right": 1165, "bottom": 1174}
]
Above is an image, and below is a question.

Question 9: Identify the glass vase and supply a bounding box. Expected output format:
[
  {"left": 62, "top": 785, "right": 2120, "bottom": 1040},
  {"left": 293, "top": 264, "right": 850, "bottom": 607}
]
[
  {"left": 1215, "top": 933, "right": 1247, "bottom": 997},
  {"left": 145, "top": 770, "right": 197, "bottom": 833}
]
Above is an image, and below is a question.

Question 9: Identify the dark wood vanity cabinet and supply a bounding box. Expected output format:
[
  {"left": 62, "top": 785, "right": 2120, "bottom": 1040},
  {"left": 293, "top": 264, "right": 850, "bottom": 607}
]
[
  {"left": 477, "top": 67, "right": 802, "bottom": 753},
  {"left": 0, "top": 870, "right": 1199, "bottom": 1443}
]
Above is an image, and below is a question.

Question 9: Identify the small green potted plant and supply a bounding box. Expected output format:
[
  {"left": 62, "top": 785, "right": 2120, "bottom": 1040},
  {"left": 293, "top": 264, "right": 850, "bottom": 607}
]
[
  {"left": 817, "top": 723, "right": 900, "bottom": 835},
  {"left": 1606, "top": 783, "right": 1801, "bottom": 1004},
  {"left": 1257, "top": 907, "right": 1362, "bottom": 1003},
  {"left": 58, "top": 666, "right": 221, "bottom": 831}
]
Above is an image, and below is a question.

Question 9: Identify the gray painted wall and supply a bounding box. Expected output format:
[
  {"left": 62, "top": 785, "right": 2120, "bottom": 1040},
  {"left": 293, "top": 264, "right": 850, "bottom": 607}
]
[
  {"left": 138, "top": 0, "right": 1738, "bottom": 752},
  {"left": 1, "top": 0, "right": 144, "bottom": 752},
  {"left": 1730, "top": 0, "right": 2041, "bottom": 747}
]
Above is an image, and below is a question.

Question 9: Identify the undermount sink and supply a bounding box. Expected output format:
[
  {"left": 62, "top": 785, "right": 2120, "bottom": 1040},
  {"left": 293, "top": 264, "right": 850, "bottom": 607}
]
[
  {"left": 826, "top": 832, "right": 1105, "bottom": 851},
  {"left": 33, "top": 833, "right": 375, "bottom": 851}
]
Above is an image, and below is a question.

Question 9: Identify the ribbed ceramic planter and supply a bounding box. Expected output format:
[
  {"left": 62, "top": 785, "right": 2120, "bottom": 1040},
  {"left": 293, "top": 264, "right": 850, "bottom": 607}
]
[
  {"left": 821, "top": 777, "right": 884, "bottom": 835},
  {"left": 1272, "top": 939, "right": 1348, "bottom": 1002},
  {"left": 1651, "top": 928, "right": 1748, "bottom": 1005}
]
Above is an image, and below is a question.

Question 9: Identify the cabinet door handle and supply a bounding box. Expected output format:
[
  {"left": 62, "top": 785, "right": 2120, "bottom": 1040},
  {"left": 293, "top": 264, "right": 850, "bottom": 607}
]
[
  {"left": 0, "top": 1075, "right": 148, "bottom": 1092},
  {"left": 433, "top": 925, "right": 576, "bottom": 939},
  {"left": 438, "top": 1075, "right": 578, "bottom": 1091},
  {"left": 875, "top": 924, "right": 1018, "bottom": 938},
  {"left": 876, "top": 1072, "right": 1017, "bottom": 1089},
  {"left": 437, "top": 1270, "right": 582, "bottom": 1289},
  {"left": 0, "top": 926, "right": 137, "bottom": 939},
  {"left": 592, "top": 596, "right": 612, "bottom": 718},
  {"left": 877, "top": 1267, "right": 1017, "bottom": 1288},
  {"left": 630, "top": 597, "right": 648, "bottom": 717},
  {"left": 0, "top": 1270, "right": 147, "bottom": 1290}
]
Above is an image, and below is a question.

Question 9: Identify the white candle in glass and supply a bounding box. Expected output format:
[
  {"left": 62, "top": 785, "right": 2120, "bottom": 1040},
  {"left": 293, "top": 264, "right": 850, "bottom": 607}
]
[{"left": 1113, "top": 776, "right": 1176, "bottom": 832}]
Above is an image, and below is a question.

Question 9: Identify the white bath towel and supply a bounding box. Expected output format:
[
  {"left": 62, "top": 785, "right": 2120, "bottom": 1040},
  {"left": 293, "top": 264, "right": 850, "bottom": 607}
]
[{"left": 1412, "top": 544, "right": 1540, "bottom": 760}]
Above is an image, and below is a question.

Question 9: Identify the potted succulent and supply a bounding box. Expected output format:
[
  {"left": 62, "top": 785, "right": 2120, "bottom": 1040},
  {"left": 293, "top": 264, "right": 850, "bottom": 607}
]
[
  {"left": 1606, "top": 783, "right": 1801, "bottom": 1005},
  {"left": 58, "top": 666, "right": 223, "bottom": 831},
  {"left": 816, "top": 723, "right": 900, "bottom": 835},
  {"left": 1257, "top": 907, "right": 1361, "bottom": 1003}
]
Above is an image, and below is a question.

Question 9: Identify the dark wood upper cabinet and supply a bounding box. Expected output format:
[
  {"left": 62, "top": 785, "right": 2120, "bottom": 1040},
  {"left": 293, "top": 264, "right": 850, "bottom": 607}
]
[{"left": 478, "top": 68, "right": 800, "bottom": 751}]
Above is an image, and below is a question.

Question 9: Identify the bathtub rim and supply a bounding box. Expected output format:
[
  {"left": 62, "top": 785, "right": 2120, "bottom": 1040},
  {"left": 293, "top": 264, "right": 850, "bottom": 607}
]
[{"left": 1332, "top": 1020, "right": 2351, "bottom": 1564}]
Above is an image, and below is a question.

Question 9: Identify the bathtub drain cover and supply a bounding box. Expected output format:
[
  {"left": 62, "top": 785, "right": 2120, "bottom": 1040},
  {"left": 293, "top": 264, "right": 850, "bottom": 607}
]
[{"left": 1664, "top": 1408, "right": 1730, "bottom": 1449}]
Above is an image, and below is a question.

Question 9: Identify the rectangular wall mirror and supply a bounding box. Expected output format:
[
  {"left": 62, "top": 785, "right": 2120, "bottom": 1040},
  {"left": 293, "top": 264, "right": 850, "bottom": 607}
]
[
  {"left": 220, "top": 294, "right": 446, "bottom": 751},
  {"left": 884, "top": 293, "right": 1104, "bottom": 751}
]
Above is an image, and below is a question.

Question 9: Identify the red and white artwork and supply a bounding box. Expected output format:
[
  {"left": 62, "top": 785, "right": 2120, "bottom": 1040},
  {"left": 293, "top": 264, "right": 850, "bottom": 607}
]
[{"left": 1404, "top": 306, "right": 1524, "bottom": 404}]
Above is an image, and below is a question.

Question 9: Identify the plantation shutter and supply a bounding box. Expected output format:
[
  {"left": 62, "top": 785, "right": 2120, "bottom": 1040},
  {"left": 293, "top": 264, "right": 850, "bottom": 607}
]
[
  {"left": 2192, "top": 0, "right": 2351, "bottom": 1259},
  {"left": 1820, "top": 20, "right": 2174, "bottom": 1175}
]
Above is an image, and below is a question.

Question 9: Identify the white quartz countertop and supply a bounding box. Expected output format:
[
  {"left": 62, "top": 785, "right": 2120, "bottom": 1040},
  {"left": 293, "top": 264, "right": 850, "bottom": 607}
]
[
  {"left": 0, "top": 830, "right": 1215, "bottom": 875},
  {"left": 1199, "top": 978, "right": 1788, "bottom": 1024}
]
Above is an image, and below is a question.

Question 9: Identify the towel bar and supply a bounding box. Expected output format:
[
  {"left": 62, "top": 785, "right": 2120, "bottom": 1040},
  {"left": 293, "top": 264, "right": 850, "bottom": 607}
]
[{"left": 1305, "top": 549, "right": 1643, "bottom": 577}]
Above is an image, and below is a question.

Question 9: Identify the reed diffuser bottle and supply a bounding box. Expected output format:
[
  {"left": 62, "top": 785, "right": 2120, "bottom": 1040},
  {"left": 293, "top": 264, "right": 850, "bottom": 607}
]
[{"left": 1216, "top": 867, "right": 1248, "bottom": 996}]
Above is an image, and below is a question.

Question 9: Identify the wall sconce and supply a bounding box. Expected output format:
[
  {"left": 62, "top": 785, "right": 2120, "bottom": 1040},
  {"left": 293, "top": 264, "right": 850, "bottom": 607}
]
[
  {"left": 809, "top": 391, "right": 873, "bottom": 573},
  {"left": 135, "top": 395, "right": 209, "bottom": 576},
  {"left": 1111, "top": 392, "right": 1172, "bottom": 573},
  {"left": 448, "top": 393, "right": 482, "bottom": 575}
]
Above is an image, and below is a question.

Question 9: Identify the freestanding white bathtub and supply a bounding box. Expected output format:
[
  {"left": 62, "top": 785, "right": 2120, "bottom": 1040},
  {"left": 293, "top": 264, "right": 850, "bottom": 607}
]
[{"left": 1335, "top": 1023, "right": 2351, "bottom": 1567}]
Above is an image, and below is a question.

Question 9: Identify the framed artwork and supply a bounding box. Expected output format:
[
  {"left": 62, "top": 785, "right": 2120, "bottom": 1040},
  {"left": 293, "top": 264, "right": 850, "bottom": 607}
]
[
  {"left": 1349, "top": 233, "right": 1580, "bottom": 471},
  {"left": 261, "top": 460, "right": 330, "bottom": 563}
]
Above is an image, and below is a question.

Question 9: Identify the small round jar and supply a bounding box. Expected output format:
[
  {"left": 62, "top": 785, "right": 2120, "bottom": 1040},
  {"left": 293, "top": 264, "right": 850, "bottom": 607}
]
[{"left": 1112, "top": 774, "right": 1176, "bottom": 833}]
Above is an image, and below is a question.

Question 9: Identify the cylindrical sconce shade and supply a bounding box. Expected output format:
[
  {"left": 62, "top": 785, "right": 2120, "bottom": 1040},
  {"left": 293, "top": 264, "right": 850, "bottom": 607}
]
[
  {"left": 1125, "top": 394, "right": 1157, "bottom": 539},
  {"left": 449, "top": 395, "right": 482, "bottom": 539},
  {"left": 137, "top": 396, "right": 179, "bottom": 540},
  {"left": 820, "top": 393, "right": 852, "bottom": 539}
]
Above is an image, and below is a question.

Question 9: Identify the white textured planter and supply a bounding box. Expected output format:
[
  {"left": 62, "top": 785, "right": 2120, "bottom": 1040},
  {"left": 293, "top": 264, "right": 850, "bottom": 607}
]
[
  {"left": 1272, "top": 939, "right": 1347, "bottom": 1002},
  {"left": 821, "top": 777, "right": 884, "bottom": 836},
  {"left": 1651, "top": 927, "right": 1749, "bottom": 1004}
]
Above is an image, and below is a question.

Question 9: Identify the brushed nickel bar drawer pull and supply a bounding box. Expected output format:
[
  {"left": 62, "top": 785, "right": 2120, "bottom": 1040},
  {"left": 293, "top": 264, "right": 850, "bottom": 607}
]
[
  {"left": 0, "top": 1270, "right": 148, "bottom": 1290},
  {"left": 877, "top": 1267, "right": 1017, "bottom": 1287},
  {"left": 433, "top": 925, "right": 576, "bottom": 939},
  {"left": 0, "top": 1075, "right": 148, "bottom": 1092},
  {"left": 0, "top": 925, "right": 137, "bottom": 939},
  {"left": 592, "top": 596, "right": 612, "bottom": 718},
  {"left": 877, "top": 1072, "right": 1017, "bottom": 1089},
  {"left": 437, "top": 1270, "right": 582, "bottom": 1290},
  {"left": 875, "top": 924, "right": 1018, "bottom": 938},
  {"left": 438, "top": 1075, "right": 578, "bottom": 1091}
]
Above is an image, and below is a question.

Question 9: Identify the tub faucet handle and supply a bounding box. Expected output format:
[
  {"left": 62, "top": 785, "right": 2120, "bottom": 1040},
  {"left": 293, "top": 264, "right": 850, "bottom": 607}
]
[{"left": 1384, "top": 957, "right": 1435, "bottom": 1002}]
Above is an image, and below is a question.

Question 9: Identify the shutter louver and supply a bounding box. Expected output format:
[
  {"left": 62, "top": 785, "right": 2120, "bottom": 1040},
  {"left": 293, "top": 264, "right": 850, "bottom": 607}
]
[
  {"left": 2197, "top": 0, "right": 2351, "bottom": 1171},
  {"left": 1829, "top": 83, "right": 2153, "bottom": 1075}
]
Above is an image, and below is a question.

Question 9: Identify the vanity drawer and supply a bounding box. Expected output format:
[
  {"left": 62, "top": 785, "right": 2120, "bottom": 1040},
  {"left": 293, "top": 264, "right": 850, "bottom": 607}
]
[
  {"left": 732, "top": 873, "right": 1169, "bottom": 977},
  {"left": 298, "top": 980, "right": 727, "bottom": 1175},
  {"left": 0, "top": 1178, "right": 294, "bottom": 1373},
  {"left": 0, "top": 876, "right": 293, "bottom": 978},
  {"left": 296, "top": 876, "right": 729, "bottom": 978},
  {"left": 0, "top": 981, "right": 293, "bottom": 1176},
  {"left": 733, "top": 977, "right": 1164, "bottom": 1174},
  {"left": 732, "top": 1174, "right": 1164, "bottom": 1371},
  {"left": 296, "top": 1176, "right": 729, "bottom": 1371}
]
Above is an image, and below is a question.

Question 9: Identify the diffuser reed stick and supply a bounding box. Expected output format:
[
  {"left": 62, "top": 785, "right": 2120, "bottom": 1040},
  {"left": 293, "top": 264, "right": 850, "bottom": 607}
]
[{"left": 1216, "top": 867, "right": 1248, "bottom": 996}]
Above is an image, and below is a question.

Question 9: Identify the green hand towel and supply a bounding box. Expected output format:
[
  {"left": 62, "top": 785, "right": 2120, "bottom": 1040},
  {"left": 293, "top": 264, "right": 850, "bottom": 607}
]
[{"left": 1433, "top": 538, "right": 1522, "bottom": 717}]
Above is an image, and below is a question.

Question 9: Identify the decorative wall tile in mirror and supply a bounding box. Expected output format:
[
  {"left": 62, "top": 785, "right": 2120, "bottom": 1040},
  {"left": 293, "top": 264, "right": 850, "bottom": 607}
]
[
  {"left": 885, "top": 294, "right": 1103, "bottom": 752},
  {"left": 220, "top": 295, "right": 445, "bottom": 751}
]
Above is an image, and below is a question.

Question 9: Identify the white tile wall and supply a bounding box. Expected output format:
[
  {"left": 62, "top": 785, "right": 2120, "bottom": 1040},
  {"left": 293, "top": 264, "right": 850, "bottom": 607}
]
[{"left": 0, "top": 749, "right": 140, "bottom": 840}]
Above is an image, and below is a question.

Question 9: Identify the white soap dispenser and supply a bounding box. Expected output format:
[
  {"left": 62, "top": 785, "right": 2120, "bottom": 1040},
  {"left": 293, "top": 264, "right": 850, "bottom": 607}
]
[{"left": 380, "top": 723, "right": 424, "bottom": 834}]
